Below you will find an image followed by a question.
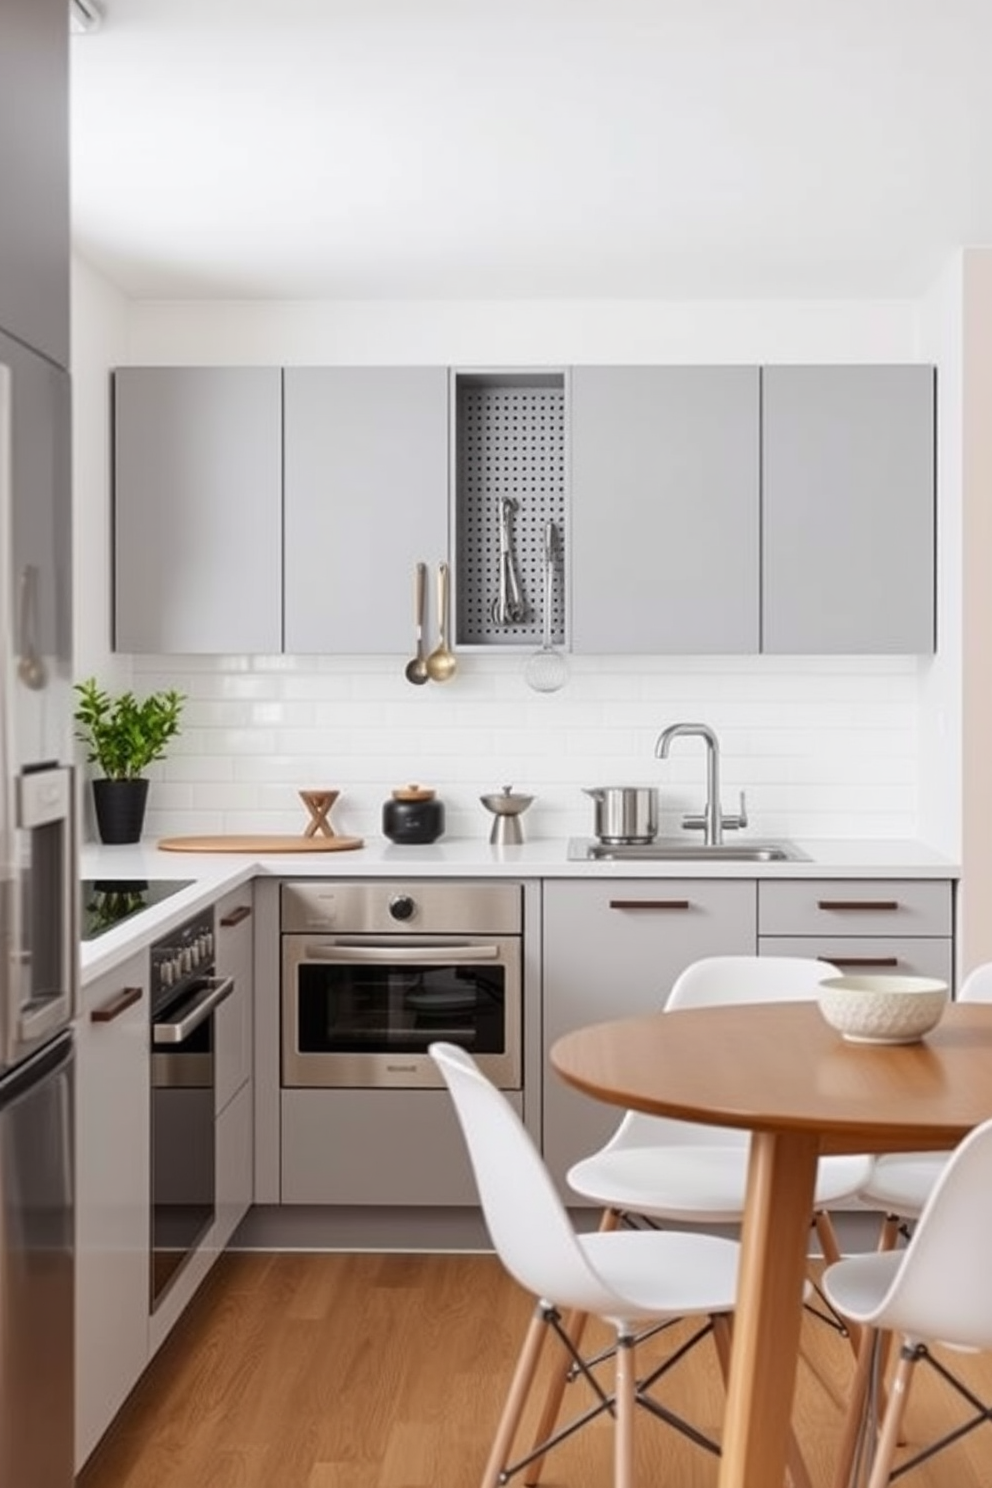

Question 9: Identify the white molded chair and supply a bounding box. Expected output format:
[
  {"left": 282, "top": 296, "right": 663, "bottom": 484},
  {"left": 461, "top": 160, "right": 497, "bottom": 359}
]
[
  {"left": 567, "top": 956, "right": 871, "bottom": 1258},
  {"left": 429, "top": 1041, "right": 810, "bottom": 1488},
  {"left": 856, "top": 961, "right": 992, "bottom": 1248},
  {"left": 822, "top": 1113, "right": 992, "bottom": 1488}
]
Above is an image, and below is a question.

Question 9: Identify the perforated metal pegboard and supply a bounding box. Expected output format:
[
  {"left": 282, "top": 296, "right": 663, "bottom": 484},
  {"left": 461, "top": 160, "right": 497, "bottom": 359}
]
[{"left": 455, "top": 377, "right": 567, "bottom": 647}]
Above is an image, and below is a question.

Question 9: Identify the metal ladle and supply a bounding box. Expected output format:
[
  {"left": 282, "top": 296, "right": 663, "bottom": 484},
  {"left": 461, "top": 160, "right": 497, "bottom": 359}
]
[
  {"left": 404, "top": 561, "right": 429, "bottom": 685},
  {"left": 425, "top": 561, "right": 457, "bottom": 682},
  {"left": 524, "top": 522, "right": 568, "bottom": 693}
]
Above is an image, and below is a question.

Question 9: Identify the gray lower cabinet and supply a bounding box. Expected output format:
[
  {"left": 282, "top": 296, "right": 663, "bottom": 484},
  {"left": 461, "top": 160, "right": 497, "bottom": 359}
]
[
  {"left": 761, "top": 365, "right": 936, "bottom": 654},
  {"left": 75, "top": 953, "right": 150, "bottom": 1472},
  {"left": 283, "top": 367, "right": 449, "bottom": 653},
  {"left": 758, "top": 878, "right": 955, "bottom": 987},
  {"left": 569, "top": 366, "right": 760, "bottom": 653},
  {"left": 213, "top": 887, "right": 255, "bottom": 1247},
  {"left": 0, "top": 0, "right": 69, "bottom": 367},
  {"left": 280, "top": 1088, "right": 524, "bottom": 1205},
  {"left": 541, "top": 878, "right": 757, "bottom": 1196},
  {"left": 113, "top": 367, "right": 283, "bottom": 653}
]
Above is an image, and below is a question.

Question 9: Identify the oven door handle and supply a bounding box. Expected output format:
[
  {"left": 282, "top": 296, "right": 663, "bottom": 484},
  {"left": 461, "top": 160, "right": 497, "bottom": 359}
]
[
  {"left": 152, "top": 975, "right": 235, "bottom": 1045},
  {"left": 304, "top": 942, "right": 501, "bottom": 963}
]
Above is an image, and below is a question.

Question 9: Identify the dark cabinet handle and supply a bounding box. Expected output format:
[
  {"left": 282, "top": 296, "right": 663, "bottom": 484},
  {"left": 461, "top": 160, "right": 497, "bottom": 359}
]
[
  {"left": 609, "top": 899, "right": 691, "bottom": 911},
  {"left": 220, "top": 904, "right": 252, "bottom": 927},
  {"left": 816, "top": 900, "right": 900, "bottom": 912},
  {"left": 820, "top": 956, "right": 900, "bottom": 968},
  {"left": 91, "top": 985, "right": 143, "bottom": 1023}
]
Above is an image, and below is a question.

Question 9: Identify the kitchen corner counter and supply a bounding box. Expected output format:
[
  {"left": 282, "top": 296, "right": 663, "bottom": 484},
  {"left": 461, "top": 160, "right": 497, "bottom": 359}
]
[{"left": 79, "top": 835, "right": 960, "bottom": 986}]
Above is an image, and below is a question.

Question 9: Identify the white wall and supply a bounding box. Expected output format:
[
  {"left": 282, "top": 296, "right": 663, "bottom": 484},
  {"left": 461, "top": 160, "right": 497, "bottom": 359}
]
[
  {"left": 918, "top": 255, "right": 963, "bottom": 862},
  {"left": 72, "top": 272, "right": 954, "bottom": 846},
  {"left": 960, "top": 249, "right": 992, "bottom": 969}
]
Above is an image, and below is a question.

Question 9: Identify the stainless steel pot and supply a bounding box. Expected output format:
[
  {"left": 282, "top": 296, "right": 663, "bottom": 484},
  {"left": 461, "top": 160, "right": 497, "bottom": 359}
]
[{"left": 583, "top": 786, "right": 658, "bottom": 845}]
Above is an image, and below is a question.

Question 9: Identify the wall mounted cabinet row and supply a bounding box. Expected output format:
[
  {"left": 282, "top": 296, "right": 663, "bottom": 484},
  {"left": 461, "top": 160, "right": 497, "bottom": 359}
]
[{"left": 113, "top": 362, "right": 935, "bottom": 657}]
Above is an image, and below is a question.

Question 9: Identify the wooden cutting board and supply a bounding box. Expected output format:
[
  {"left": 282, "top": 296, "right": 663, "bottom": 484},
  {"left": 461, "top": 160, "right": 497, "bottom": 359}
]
[{"left": 158, "top": 834, "right": 364, "bottom": 854}]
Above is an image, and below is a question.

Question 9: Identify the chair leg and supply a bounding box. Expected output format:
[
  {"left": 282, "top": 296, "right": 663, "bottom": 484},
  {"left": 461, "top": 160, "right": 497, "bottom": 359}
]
[
  {"left": 481, "top": 1306, "right": 551, "bottom": 1488},
  {"left": 830, "top": 1326, "right": 879, "bottom": 1488},
  {"left": 523, "top": 1206, "right": 620, "bottom": 1486},
  {"left": 865, "top": 1344, "right": 917, "bottom": 1488},
  {"left": 876, "top": 1212, "right": 901, "bottom": 1252},
  {"left": 812, "top": 1211, "right": 862, "bottom": 1358},
  {"left": 614, "top": 1331, "right": 636, "bottom": 1488}
]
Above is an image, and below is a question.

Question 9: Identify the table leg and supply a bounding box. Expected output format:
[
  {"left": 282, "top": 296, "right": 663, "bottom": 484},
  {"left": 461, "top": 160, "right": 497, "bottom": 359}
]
[{"left": 717, "top": 1129, "right": 820, "bottom": 1488}]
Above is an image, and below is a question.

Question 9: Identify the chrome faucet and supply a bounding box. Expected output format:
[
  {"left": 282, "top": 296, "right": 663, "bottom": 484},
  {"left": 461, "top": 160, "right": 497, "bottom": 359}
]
[{"left": 654, "top": 722, "right": 747, "bottom": 847}]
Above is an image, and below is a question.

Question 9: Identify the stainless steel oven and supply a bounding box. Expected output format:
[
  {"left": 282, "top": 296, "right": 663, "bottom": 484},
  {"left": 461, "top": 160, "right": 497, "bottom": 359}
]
[
  {"left": 281, "top": 881, "right": 522, "bottom": 1090},
  {"left": 149, "top": 908, "right": 233, "bottom": 1310}
]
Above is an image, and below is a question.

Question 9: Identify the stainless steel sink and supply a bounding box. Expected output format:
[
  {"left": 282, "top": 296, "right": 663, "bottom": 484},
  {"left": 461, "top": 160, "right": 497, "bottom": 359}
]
[{"left": 570, "top": 838, "right": 809, "bottom": 863}]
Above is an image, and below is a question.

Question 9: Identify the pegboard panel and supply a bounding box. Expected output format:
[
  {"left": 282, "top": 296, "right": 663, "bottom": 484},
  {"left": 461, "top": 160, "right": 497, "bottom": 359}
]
[{"left": 454, "top": 374, "right": 567, "bottom": 647}]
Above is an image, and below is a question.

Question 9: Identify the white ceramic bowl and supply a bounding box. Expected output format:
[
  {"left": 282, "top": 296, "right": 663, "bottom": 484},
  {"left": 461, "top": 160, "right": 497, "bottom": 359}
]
[{"left": 817, "top": 974, "right": 949, "bottom": 1045}]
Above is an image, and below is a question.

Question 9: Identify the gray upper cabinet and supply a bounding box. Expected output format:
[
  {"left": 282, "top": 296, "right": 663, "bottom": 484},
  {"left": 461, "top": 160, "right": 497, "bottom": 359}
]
[
  {"left": 283, "top": 368, "right": 449, "bottom": 653},
  {"left": 0, "top": 0, "right": 69, "bottom": 367},
  {"left": 761, "top": 365, "right": 935, "bottom": 654},
  {"left": 569, "top": 366, "right": 761, "bottom": 653},
  {"left": 113, "top": 368, "right": 283, "bottom": 654}
]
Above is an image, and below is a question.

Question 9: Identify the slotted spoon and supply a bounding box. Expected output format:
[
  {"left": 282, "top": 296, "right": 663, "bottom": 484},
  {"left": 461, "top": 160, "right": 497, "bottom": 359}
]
[{"left": 524, "top": 522, "right": 568, "bottom": 693}]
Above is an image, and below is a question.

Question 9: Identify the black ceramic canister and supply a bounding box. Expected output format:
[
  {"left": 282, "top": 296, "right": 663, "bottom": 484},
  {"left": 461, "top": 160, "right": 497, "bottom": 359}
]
[{"left": 382, "top": 784, "right": 445, "bottom": 844}]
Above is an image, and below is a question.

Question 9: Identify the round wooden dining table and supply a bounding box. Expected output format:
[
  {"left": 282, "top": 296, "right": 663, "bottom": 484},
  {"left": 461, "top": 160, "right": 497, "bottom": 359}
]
[{"left": 550, "top": 998, "right": 992, "bottom": 1488}]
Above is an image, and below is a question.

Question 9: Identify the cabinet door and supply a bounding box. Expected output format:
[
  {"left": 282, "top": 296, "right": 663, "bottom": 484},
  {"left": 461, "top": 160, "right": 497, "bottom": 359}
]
[
  {"left": 214, "top": 1080, "right": 253, "bottom": 1251},
  {"left": 542, "top": 879, "right": 756, "bottom": 1194},
  {"left": 281, "top": 1088, "right": 524, "bottom": 1205},
  {"left": 761, "top": 365, "right": 935, "bottom": 654},
  {"left": 570, "top": 366, "right": 760, "bottom": 653},
  {"left": 214, "top": 887, "right": 254, "bottom": 1115},
  {"left": 75, "top": 955, "right": 150, "bottom": 1472},
  {"left": 0, "top": 0, "right": 69, "bottom": 366},
  {"left": 283, "top": 367, "right": 449, "bottom": 653},
  {"left": 113, "top": 368, "right": 283, "bottom": 653}
]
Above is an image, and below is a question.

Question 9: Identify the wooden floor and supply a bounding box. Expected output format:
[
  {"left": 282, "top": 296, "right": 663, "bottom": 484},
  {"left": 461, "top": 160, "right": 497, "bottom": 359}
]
[{"left": 78, "top": 1250, "right": 992, "bottom": 1488}]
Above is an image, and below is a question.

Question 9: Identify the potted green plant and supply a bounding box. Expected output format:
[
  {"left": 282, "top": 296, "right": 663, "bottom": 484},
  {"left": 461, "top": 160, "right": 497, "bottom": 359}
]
[{"left": 73, "top": 677, "right": 186, "bottom": 843}]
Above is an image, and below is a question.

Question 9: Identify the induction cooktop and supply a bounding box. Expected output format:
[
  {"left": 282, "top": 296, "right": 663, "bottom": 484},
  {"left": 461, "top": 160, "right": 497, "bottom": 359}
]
[{"left": 80, "top": 879, "right": 194, "bottom": 941}]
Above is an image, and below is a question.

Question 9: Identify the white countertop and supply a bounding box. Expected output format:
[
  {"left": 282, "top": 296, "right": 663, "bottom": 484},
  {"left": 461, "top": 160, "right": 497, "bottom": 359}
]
[{"left": 79, "top": 834, "right": 960, "bottom": 986}]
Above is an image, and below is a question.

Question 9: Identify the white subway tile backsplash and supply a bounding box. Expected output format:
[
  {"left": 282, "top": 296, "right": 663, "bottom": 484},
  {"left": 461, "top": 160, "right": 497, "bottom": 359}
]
[{"left": 131, "top": 653, "right": 923, "bottom": 842}]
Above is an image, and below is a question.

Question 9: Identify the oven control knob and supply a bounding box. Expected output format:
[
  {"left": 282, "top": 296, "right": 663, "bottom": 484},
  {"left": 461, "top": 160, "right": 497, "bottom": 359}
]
[
  {"left": 388, "top": 894, "right": 416, "bottom": 922},
  {"left": 160, "top": 960, "right": 174, "bottom": 986}
]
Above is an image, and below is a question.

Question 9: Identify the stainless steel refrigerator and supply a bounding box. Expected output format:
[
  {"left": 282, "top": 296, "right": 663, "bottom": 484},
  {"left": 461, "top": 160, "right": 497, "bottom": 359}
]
[{"left": 0, "top": 330, "right": 76, "bottom": 1488}]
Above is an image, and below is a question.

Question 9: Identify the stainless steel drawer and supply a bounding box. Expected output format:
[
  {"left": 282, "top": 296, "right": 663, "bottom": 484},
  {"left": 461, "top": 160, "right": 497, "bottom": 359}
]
[{"left": 757, "top": 880, "right": 953, "bottom": 939}]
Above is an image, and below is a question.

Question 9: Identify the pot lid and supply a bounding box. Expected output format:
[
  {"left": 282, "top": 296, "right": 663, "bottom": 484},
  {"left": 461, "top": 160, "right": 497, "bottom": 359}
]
[{"left": 392, "top": 783, "right": 436, "bottom": 802}]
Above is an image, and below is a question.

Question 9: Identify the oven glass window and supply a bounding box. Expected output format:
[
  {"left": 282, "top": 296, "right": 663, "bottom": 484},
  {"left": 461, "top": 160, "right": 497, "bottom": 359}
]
[{"left": 296, "top": 962, "right": 508, "bottom": 1056}]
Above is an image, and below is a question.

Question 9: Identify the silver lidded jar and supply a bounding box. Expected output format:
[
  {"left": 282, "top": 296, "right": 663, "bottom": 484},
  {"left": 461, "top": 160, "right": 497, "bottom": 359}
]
[
  {"left": 382, "top": 784, "right": 445, "bottom": 845},
  {"left": 583, "top": 785, "right": 658, "bottom": 845}
]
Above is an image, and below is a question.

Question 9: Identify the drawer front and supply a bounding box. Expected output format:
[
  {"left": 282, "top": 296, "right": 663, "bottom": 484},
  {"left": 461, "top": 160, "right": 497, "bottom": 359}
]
[
  {"left": 758, "top": 880, "right": 952, "bottom": 939},
  {"left": 759, "top": 936, "right": 953, "bottom": 986}
]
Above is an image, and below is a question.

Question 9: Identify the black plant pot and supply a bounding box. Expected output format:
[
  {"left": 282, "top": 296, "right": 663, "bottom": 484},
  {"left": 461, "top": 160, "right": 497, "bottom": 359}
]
[{"left": 92, "top": 778, "right": 149, "bottom": 845}]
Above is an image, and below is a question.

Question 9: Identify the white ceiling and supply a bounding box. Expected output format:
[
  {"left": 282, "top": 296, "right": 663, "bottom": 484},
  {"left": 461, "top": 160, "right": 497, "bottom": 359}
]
[{"left": 69, "top": 0, "right": 992, "bottom": 302}]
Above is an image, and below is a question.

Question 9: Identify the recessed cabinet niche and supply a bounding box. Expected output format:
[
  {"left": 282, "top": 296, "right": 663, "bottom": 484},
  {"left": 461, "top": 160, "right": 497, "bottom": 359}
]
[{"left": 452, "top": 370, "right": 567, "bottom": 650}]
